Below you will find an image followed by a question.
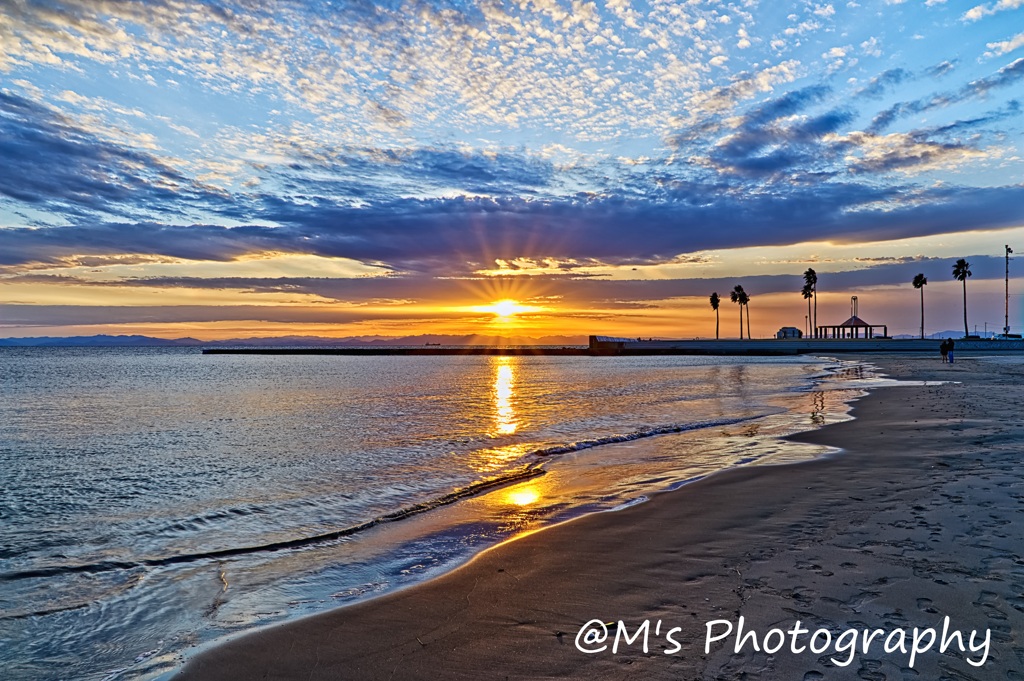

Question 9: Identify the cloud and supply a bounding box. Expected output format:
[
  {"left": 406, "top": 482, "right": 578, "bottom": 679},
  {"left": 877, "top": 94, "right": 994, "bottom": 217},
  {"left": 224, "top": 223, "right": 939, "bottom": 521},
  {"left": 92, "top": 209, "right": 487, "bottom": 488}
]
[
  {"left": 860, "top": 36, "right": 882, "bottom": 57},
  {"left": 0, "top": 0, "right": 789, "bottom": 148},
  {"left": 0, "top": 303, "right": 406, "bottom": 327},
  {"left": 4, "top": 254, "right": 1015, "bottom": 329},
  {"left": 743, "top": 84, "right": 832, "bottom": 126},
  {"left": 962, "top": 0, "right": 1024, "bottom": 22},
  {"left": 0, "top": 0, "right": 1021, "bottom": 341},
  {"left": 985, "top": 32, "right": 1024, "bottom": 58},
  {"left": 923, "top": 102, "right": 1022, "bottom": 136},
  {"left": 668, "top": 59, "right": 803, "bottom": 141},
  {"left": 869, "top": 58, "right": 1024, "bottom": 131},
  {"left": 3, "top": 182, "right": 1024, "bottom": 278},
  {"left": 0, "top": 91, "right": 226, "bottom": 219},
  {"left": 924, "top": 60, "right": 957, "bottom": 78},
  {"left": 966, "top": 57, "right": 1024, "bottom": 95},
  {"left": 0, "top": 85, "right": 571, "bottom": 223},
  {"left": 704, "top": 84, "right": 853, "bottom": 176},
  {"left": 856, "top": 68, "right": 911, "bottom": 98},
  {"left": 840, "top": 132, "right": 997, "bottom": 174}
]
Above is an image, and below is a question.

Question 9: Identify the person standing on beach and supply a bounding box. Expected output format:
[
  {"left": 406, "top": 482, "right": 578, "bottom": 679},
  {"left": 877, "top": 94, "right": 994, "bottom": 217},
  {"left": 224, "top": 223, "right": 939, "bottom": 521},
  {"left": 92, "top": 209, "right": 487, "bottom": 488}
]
[
  {"left": 948, "top": 338, "right": 955, "bottom": 364},
  {"left": 940, "top": 339, "right": 949, "bottom": 363}
]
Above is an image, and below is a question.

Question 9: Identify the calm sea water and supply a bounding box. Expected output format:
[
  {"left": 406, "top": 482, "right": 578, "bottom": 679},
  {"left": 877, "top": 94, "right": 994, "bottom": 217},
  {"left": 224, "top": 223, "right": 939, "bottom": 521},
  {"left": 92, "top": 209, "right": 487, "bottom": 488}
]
[{"left": 0, "top": 348, "right": 859, "bottom": 680}]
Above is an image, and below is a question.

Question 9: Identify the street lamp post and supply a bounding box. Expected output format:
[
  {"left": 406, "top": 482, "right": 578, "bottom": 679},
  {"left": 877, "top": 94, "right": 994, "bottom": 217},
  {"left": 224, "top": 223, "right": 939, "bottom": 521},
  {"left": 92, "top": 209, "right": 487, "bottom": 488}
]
[{"left": 1006, "top": 245, "right": 1013, "bottom": 336}]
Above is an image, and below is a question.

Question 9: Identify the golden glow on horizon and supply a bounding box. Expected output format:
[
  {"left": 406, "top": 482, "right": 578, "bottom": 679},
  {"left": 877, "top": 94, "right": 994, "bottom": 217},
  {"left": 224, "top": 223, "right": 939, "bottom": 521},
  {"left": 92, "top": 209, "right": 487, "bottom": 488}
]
[
  {"left": 19, "top": 275, "right": 1012, "bottom": 340},
  {"left": 5, "top": 224, "right": 1023, "bottom": 340},
  {"left": 492, "top": 356, "right": 518, "bottom": 436}
]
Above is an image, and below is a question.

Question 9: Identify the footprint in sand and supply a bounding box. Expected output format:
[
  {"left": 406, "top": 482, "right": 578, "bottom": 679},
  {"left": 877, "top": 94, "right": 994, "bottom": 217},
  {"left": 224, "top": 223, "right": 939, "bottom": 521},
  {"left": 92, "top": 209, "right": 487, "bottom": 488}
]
[
  {"left": 856, "top": 658, "right": 886, "bottom": 681},
  {"left": 975, "top": 590, "right": 1010, "bottom": 622}
]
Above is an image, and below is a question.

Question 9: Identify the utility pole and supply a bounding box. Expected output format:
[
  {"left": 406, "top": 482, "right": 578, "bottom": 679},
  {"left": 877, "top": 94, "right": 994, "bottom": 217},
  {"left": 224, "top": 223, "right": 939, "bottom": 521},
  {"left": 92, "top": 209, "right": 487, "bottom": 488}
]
[{"left": 1006, "top": 245, "right": 1013, "bottom": 335}]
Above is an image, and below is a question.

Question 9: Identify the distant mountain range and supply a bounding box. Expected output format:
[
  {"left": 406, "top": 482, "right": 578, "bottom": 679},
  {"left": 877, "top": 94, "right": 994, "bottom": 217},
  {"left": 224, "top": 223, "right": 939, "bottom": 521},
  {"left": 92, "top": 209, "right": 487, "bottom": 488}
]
[
  {"left": 0, "top": 334, "right": 204, "bottom": 347},
  {"left": 892, "top": 330, "right": 1006, "bottom": 340},
  {"left": 0, "top": 333, "right": 590, "bottom": 347}
]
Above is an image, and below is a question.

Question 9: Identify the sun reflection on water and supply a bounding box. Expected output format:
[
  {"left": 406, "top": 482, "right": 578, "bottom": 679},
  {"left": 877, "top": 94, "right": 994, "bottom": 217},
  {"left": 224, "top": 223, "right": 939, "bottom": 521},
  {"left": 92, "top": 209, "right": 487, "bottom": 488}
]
[
  {"left": 489, "top": 481, "right": 547, "bottom": 534},
  {"left": 506, "top": 486, "right": 540, "bottom": 506},
  {"left": 492, "top": 357, "right": 518, "bottom": 436}
]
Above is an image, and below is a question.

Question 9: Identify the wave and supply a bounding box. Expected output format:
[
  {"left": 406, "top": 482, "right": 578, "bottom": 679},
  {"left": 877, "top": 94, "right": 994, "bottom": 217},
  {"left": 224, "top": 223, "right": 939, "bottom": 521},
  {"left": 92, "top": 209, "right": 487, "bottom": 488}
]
[
  {"left": 0, "top": 465, "right": 546, "bottom": 586},
  {"left": 0, "top": 414, "right": 758, "bottom": 587},
  {"left": 530, "top": 415, "right": 757, "bottom": 456}
]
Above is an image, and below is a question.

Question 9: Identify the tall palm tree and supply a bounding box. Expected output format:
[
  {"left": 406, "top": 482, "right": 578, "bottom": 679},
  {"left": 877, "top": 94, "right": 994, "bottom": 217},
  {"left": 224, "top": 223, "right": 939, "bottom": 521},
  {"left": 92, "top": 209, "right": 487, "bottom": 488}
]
[
  {"left": 803, "top": 268, "right": 818, "bottom": 337},
  {"left": 912, "top": 273, "right": 927, "bottom": 339},
  {"left": 730, "top": 285, "right": 746, "bottom": 339},
  {"left": 709, "top": 292, "right": 721, "bottom": 340},
  {"left": 952, "top": 259, "right": 972, "bottom": 337},
  {"left": 744, "top": 290, "right": 752, "bottom": 339},
  {"left": 801, "top": 282, "right": 813, "bottom": 337}
]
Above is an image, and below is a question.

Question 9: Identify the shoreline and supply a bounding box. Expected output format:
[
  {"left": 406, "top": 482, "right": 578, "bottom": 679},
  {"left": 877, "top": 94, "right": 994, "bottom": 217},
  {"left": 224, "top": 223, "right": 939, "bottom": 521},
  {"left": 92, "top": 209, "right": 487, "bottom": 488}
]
[
  {"left": 171, "top": 353, "right": 1024, "bottom": 679},
  {"left": 154, "top": 354, "right": 853, "bottom": 676},
  {"left": 4, "top": 352, "right": 845, "bottom": 681},
  {"left": 198, "top": 337, "right": 1024, "bottom": 356}
]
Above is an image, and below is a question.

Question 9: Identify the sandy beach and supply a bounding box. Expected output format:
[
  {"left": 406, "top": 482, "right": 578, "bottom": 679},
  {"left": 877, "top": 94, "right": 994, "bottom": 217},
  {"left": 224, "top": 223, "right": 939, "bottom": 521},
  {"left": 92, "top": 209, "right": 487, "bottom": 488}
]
[{"left": 173, "top": 354, "right": 1024, "bottom": 680}]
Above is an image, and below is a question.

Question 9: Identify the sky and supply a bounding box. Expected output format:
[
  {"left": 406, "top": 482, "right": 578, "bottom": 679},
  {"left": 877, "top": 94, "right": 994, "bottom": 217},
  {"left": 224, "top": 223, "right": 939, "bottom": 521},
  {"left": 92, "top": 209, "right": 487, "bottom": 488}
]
[{"left": 1, "top": 0, "right": 1023, "bottom": 340}]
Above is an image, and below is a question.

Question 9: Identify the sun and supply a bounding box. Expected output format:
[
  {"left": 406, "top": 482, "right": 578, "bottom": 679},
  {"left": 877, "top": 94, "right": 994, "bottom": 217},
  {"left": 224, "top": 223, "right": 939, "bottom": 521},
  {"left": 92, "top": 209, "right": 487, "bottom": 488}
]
[
  {"left": 491, "top": 299, "right": 522, "bottom": 318},
  {"left": 466, "top": 298, "right": 541, "bottom": 323}
]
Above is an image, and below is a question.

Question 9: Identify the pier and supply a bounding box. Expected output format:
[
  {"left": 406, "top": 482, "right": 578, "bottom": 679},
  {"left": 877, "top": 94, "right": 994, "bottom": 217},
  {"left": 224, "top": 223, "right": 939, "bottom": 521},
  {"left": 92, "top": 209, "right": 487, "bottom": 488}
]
[
  {"left": 587, "top": 336, "right": 1024, "bottom": 355},
  {"left": 200, "top": 337, "right": 1024, "bottom": 356}
]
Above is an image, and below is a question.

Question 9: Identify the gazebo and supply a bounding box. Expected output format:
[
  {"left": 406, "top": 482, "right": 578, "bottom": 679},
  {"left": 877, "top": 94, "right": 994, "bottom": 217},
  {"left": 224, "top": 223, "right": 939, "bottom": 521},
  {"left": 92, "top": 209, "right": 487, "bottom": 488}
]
[
  {"left": 817, "top": 315, "right": 888, "bottom": 339},
  {"left": 816, "top": 296, "right": 888, "bottom": 339}
]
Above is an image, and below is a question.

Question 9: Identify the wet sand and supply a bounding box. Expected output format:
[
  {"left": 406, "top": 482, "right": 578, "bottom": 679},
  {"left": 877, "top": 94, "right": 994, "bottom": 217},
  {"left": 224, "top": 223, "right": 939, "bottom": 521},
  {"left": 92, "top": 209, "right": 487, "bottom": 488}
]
[{"left": 173, "top": 354, "right": 1024, "bottom": 680}]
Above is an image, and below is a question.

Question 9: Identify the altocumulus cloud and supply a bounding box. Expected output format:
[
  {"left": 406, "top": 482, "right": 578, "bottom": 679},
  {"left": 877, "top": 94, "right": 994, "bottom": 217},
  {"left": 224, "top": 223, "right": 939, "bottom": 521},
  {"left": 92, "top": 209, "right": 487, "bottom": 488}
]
[{"left": 0, "top": 0, "right": 1022, "bottom": 303}]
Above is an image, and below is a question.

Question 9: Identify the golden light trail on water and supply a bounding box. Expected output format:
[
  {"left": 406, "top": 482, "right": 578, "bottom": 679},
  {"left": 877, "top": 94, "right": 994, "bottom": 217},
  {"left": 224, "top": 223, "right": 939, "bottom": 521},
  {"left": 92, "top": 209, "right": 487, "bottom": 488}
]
[{"left": 493, "top": 356, "right": 518, "bottom": 436}]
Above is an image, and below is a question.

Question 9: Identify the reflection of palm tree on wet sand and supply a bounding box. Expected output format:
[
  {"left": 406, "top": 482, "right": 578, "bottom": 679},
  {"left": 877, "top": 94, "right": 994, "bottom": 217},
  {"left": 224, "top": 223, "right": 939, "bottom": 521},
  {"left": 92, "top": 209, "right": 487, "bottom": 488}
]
[{"left": 810, "top": 391, "right": 825, "bottom": 425}]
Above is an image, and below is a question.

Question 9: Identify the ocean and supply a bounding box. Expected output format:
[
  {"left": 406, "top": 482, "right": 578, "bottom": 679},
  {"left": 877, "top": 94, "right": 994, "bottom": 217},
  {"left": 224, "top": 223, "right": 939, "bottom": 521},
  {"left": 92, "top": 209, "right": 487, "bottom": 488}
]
[{"left": 0, "top": 348, "right": 863, "bottom": 680}]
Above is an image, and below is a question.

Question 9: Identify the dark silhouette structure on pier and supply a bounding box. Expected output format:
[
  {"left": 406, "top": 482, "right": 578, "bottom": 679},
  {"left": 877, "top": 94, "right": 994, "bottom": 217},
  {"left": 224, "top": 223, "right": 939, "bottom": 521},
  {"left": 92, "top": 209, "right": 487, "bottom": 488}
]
[{"left": 816, "top": 296, "right": 888, "bottom": 339}]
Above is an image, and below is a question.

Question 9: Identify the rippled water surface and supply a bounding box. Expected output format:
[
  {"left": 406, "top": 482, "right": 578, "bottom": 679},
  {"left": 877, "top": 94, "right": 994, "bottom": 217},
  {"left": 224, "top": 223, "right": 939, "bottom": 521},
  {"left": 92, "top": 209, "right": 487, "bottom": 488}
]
[{"left": 0, "top": 348, "right": 854, "bottom": 680}]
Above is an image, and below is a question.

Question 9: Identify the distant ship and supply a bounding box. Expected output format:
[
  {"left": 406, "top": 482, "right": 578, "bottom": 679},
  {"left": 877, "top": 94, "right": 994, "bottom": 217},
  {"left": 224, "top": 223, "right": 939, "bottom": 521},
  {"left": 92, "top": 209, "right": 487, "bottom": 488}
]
[{"left": 425, "top": 342, "right": 441, "bottom": 346}]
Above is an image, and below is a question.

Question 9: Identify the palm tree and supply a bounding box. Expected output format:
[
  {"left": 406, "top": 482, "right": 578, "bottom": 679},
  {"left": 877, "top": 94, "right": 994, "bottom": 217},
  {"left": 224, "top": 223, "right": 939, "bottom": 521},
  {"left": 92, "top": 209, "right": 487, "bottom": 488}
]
[
  {"left": 803, "top": 268, "right": 818, "bottom": 337},
  {"left": 952, "top": 259, "right": 972, "bottom": 337},
  {"left": 744, "top": 291, "right": 752, "bottom": 339},
  {"left": 801, "top": 282, "right": 813, "bottom": 337},
  {"left": 730, "top": 285, "right": 746, "bottom": 339},
  {"left": 709, "top": 292, "right": 721, "bottom": 340},
  {"left": 912, "top": 273, "right": 927, "bottom": 339}
]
